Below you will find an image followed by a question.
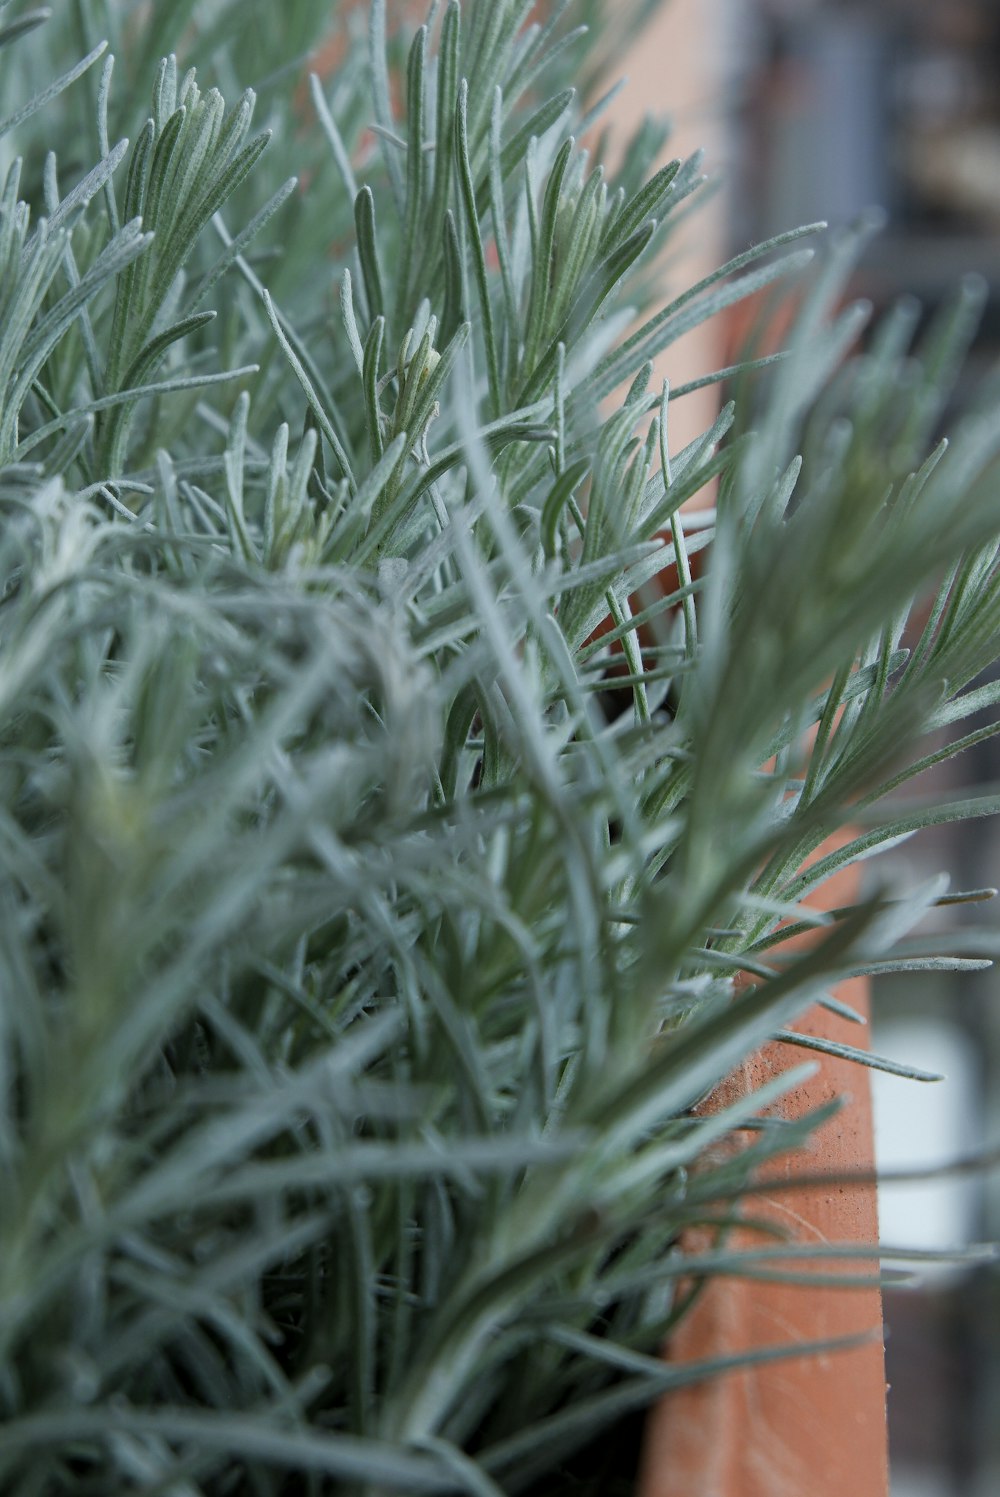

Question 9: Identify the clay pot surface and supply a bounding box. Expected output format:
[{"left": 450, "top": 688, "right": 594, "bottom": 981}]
[{"left": 638, "top": 862, "right": 889, "bottom": 1497}]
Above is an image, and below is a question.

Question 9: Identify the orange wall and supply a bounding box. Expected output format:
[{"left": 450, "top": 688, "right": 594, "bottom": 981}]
[{"left": 611, "top": 0, "right": 729, "bottom": 458}]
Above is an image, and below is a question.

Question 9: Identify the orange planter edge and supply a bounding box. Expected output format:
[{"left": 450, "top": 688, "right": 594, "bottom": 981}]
[{"left": 637, "top": 868, "right": 889, "bottom": 1497}]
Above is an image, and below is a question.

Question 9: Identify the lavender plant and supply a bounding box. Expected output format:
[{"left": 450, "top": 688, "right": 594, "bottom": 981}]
[{"left": 0, "top": 2, "right": 998, "bottom": 1492}]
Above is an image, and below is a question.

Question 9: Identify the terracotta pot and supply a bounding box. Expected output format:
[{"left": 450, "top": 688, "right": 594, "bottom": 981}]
[{"left": 637, "top": 862, "right": 889, "bottom": 1497}]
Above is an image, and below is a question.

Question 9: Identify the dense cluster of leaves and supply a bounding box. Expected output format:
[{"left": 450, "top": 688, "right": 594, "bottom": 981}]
[{"left": 1, "top": 1, "right": 999, "bottom": 1492}]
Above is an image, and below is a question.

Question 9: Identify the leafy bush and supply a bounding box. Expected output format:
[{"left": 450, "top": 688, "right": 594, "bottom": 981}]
[{"left": 1, "top": 1, "right": 998, "bottom": 1492}]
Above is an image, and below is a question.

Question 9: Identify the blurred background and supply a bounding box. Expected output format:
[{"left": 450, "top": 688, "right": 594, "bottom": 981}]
[
  {"left": 715, "top": 3, "right": 1000, "bottom": 1494},
  {"left": 612, "top": 1, "right": 1000, "bottom": 1492}
]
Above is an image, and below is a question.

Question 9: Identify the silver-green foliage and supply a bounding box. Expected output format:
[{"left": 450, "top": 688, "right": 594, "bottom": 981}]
[{"left": 0, "top": 1, "right": 998, "bottom": 1492}]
